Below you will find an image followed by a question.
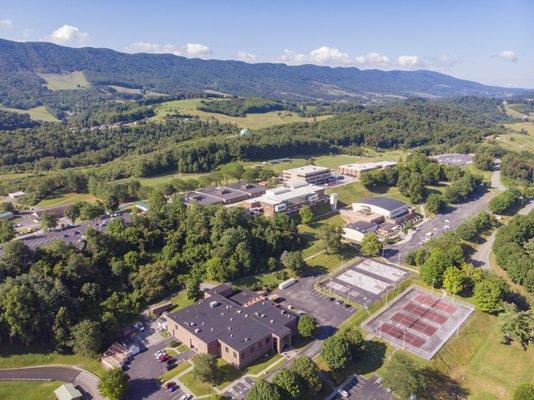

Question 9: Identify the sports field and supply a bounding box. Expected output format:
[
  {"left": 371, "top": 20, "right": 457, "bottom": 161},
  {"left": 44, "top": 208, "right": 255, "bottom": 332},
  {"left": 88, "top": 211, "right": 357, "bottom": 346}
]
[{"left": 151, "top": 98, "right": 332, "bottom": 129}]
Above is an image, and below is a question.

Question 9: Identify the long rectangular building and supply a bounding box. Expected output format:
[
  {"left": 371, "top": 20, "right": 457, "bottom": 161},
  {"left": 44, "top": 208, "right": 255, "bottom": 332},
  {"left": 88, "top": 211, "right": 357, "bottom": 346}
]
[
  {"left": 282, "top": 165, "right": 331, "bottom": 185},
  {"left": 165, "top": 284, "right": 297, "bottom": 368},
  {"left": 183, "top": 182, "right": 266, "bottom": 207}
]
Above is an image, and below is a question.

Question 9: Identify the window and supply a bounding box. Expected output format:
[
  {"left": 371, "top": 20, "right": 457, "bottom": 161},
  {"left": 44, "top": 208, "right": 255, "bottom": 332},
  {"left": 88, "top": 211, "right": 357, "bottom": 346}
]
[
  {"left": 258, "top": 341, "right": 262, "bottom": 347},
  {"left": 266, "top": 337, "right": 270, "bottom": 343},
  {"left": 233, "top": 351, "right": 237, "bottom": 358},
  {"left": 225, "top": 346, "right": 229, "bottom": 353},
  {"left": 250, "top": 347, "right": 254, "bottom": 354}
]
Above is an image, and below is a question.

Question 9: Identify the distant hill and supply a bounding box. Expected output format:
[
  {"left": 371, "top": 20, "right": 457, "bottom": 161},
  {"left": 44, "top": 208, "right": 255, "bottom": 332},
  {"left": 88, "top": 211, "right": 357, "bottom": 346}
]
[{"left": 0, "top": 38, "right": 528, "bottom": 109}]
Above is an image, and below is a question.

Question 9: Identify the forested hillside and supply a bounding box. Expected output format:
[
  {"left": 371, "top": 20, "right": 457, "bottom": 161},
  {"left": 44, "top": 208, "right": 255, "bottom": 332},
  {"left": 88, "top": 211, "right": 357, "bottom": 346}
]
[{"left": 0, "top": 38, "right": 528, "bottom": 112}]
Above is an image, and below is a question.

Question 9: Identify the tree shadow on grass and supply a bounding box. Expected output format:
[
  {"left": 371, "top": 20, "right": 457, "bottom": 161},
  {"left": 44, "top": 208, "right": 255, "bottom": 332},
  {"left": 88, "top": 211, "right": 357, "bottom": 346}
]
[
  {"left": 353, "top": 340, "right": 387, "bottom": 375},
  {"left": 421, "top": 368, "right": 470, "bottom": 400}
]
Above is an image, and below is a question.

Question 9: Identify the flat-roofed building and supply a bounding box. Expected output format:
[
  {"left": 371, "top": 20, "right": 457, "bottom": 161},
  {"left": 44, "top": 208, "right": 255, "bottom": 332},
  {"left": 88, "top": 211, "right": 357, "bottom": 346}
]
[
  {"left": 166, "top": 284, "right": 297, "bottom": 369},
  {"left": 351, "top": 196, "right": 409, "bottom": 220},
  {"left": 282, "top": 165, "right": 331, "bottom": 185},
  {"left": 183, "top": 182, "right": 266, "bottom": 207},
  {"left": 243, "top": 182, "right": 326, "bottom": 217},
  {"left": 338, "top": 161, "right": 397, "bottom": 179},
  {"left": 343, "top": 221, "right": 378, "bottom": 242}
]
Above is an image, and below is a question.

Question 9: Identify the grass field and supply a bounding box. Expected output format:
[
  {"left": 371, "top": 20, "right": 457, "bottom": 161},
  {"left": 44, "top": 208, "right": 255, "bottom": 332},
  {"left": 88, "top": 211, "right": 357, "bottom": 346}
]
[
  {"left": 497, "top": 122, "right": 534, "bottom": 153},
  {"left": 0, "top": 343, "right": 105, "bottom": 376},
  {"left": 180, "top": 358, "right": 241, "bottom": 396},
  {"left": 160, "top": 360, "right": 192, "bottom": 382},
  {"left": 35, "top": 192, "right": 98, "bottom": 208},
  {"left": 37, "top": 71, "right": 90, "bottom": 90},
  {"left": 151, "top": 98, "right": 331, "bottom": 129},
  {"left": 0, "top": 105, "right": 59, "bottom": 122},
  {"left": 0, "top": 380, "right": 61, "bottom": 400},
  {"left": 326, "top": 181, "right": 414, "bottom": 209}
]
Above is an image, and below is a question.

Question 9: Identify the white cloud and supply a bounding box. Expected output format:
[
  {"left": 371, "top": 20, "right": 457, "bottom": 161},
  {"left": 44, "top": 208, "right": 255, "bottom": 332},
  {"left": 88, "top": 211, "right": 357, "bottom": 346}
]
[
  {"left": 276, "top": 46, "right": 351, "bottom": 66},
  {"left": 397, "top": 55, "right": 423, "bottom": 68},
  {"left": 0, "top": 19, "right": 13, "bottom": 29},
  {"left": 354, "top": 51, "right": 389, "bottom": 67},
  {"left": 498, "top": 50, "right": 518, "bottom": 62},
  {"left": 47, "top": 25, "right": 89, "bottom": 45},
  {"left": 124, "top": 41, "right": 212, "bottom": 58},
  {"left": 428, "top": 53, "right": 461, "bottom": 72},
  {"left": 236, "top": 51, "right": 257, "bottom": 62}
]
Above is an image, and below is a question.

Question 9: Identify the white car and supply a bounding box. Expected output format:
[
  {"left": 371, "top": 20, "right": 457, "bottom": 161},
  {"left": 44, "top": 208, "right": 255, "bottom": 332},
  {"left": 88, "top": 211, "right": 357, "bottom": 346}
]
[
  {"left": 180, "top": 395, "right": 192, "bottom": 400},
  {"left": 338, "top": 389, "right": 349, "bottom": 398},
  {"left": 154, "top": 350, "right": 166, "bottom": 358}
]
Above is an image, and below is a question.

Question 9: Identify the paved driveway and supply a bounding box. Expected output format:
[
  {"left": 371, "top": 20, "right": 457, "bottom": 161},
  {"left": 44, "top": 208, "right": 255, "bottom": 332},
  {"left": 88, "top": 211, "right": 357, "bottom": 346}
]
[
  {"left": 384, "top": 189, "right": 493, "bottom": 263},
  {"left": 125, "top": 338, "right": 195, "bottom": 400},
  {"left": 274, "top": 276, "right": 355, "bottom": 339},
  {"left": 0, "top": 365, "right": 102, "bottom": 400}
]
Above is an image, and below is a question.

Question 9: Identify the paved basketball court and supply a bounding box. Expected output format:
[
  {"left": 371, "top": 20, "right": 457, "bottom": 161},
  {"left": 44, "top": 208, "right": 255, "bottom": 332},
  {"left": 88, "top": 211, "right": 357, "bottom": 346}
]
[
  {"left": 321, "top": 258, "right": 409, "bottom": 307},
  {"left": 363, "top": 286, "right": 474, "bottom": 359}
]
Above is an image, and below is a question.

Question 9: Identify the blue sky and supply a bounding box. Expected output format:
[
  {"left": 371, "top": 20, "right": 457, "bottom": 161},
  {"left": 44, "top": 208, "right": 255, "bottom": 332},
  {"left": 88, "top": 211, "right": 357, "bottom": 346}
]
[{"left": 1, "top": 0, "right": 533, "bottom": 87}]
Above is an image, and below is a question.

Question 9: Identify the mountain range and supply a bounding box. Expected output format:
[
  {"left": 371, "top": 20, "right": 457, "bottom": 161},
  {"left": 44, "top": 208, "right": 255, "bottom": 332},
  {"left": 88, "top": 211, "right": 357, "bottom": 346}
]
[{"left": 0, "top": 37, "right": 529, "bottom": 108}]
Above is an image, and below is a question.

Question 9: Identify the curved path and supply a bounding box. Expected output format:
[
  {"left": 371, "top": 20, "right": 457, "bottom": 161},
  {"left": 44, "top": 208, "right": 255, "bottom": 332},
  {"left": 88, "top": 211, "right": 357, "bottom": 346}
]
[{"left": 0, "top": 365, "right": 103, "bottom": 400}]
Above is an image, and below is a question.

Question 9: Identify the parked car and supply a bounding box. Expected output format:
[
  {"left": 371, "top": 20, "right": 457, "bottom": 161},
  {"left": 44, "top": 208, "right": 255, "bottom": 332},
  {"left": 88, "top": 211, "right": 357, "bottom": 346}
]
[
  {"left": 179, "top": 395, "right": 192, "bottom": 400},
  {"left": 158, "top": 354, "right": 170, "bottom": 363},
  {"left": 166, "top": 362, "right": 176, "bottom": 371},
  {"left": 338, "top": 389, "right": 349, "bottom": 398},
  {"left": 165, "top": 382, "right": 179, "bottom": 392},
  {"left": 133, "top": 322, "right": 144, "bottom": 332},
  {"left": 154, "top": 350, "right": 166, "bottom": 358}
]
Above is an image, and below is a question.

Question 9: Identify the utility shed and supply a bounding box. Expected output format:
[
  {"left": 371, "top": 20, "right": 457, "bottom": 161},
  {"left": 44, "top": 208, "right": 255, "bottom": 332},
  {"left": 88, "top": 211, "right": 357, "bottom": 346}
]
[{"left": 54, "top": 383, "right": 83, "bottom": 400}]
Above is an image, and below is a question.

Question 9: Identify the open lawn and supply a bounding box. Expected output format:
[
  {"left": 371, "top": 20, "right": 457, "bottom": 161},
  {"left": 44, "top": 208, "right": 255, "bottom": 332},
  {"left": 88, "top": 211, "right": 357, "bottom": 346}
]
[
  {"left": 326, "top": 181, "right": 414, "bottom": 208},
  {"left": 0, "top": 380, "right": 61, "bottom": 400},
  {"left": 0, "top": 343, "right": 105, "bottom": 376},
  {"left": 168, "top": 290, "right": 195, "bottom": 312},
  {"left": 497, "top": 122, "right": 534, "bottom": 153},
  {"left": 0, "top": 105, "right": 59, "bottom": 122},
  {"left": 431, "top": 312, "right": 534, "bottom": 400},
  {"left": 243, "top": 352, "right": 283, "bottom": 376},
  {"left": 35, "top": 192, "right": 98, "bottom": 208},
  {"left": 151, "top": 98, "right": 331, "bottom": 129},
  {"left": 37, "top": 71, "right": 90, "bottom": 90},
  {"left": 180, "top": 358, "right": 241, "bottom": 396}
]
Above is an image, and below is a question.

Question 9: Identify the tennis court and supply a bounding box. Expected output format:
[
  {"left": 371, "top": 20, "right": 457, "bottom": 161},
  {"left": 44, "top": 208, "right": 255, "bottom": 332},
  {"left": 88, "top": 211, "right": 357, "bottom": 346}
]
[{"left": 362, "top": 286, "right": 474, "bottom": 359}]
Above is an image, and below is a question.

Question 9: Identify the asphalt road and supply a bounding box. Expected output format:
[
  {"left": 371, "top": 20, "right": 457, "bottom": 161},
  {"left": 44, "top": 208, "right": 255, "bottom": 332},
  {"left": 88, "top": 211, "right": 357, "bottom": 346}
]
[
  {"left": 383, "top": 188, "right": 493, "bottom": 263},
  {"left": 0, "top": 365, "right": 103, "bottom": 400}
]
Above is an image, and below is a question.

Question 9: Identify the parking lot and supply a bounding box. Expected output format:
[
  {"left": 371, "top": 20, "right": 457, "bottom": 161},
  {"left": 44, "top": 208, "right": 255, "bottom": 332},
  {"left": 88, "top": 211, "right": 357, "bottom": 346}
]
[
  {"left": 223, "top": 376, "right": 256, "bottom": 399},
  {"left": 321, "top": 259, "right": 409, "bottom": 307},
  {"left": 430, "top": 153, "right": 474, "bottom": 165},
  {"left": 274, "top": 276, "right": 355, "bottom": 337},
  {"left": 363, "top": 286, "right": 474, "bottom": 359},
  {"left": 329, "top": 375, "right": 392, "bottom": 400}
]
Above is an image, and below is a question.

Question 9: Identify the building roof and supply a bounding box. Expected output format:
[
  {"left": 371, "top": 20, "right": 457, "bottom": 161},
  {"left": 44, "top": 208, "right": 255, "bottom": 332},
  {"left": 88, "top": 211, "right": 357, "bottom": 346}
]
[
  {"left": 356, "top": 196, "right": 407, "bottom": 211},
  {"left": 250, "top": 184, "right": 323, "bottom": 205},
  {"left": 183, "top": 182, "right": 265, "bottom": 206},
  {"left": 283, "top": 165, "right": 330, "bottom": 175},
  {"left": 345, "top": 221, "right": 378, "bottom": 234},
  {"left": 339, "top": 161, "right": 397, "bottom": 171},
  {"left": 135, "top": 201, "right": 150, "bottom": 210},
  {"left": 0, "top": 211, "right": 14, "bottom": 219},
  {"left": 54, "top": 383, "right": 82, "bottom": 400},
  {"left": 167, "top": 285, "right": 295, "bottom": 352}
]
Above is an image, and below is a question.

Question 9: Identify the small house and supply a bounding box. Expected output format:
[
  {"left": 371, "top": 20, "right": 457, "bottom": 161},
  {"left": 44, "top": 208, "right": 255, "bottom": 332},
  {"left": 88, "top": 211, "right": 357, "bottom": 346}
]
[{"left": 54, "top": 383, "right": 82, "bottom": 400}]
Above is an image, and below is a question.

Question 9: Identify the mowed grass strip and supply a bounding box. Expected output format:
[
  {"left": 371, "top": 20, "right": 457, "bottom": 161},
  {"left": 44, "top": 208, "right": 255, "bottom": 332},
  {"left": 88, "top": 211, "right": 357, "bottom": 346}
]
[
  {"left": 35, "top": 192, "right": 98, "bottom": 208},
  {"left": 0, "top": 380, "right": 62, "bottom": 400}
]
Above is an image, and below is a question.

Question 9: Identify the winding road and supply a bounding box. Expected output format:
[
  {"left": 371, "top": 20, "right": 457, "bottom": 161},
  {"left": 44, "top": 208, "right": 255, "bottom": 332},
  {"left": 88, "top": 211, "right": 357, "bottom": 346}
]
[{"left": 0, "top": 365, "right": 103, "bottom": 399}]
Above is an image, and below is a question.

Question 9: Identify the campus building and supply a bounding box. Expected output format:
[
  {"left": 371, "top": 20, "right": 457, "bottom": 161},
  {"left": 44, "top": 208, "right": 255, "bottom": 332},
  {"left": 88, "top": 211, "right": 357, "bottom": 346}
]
[
  {"left": 282, "top": 165, "right": 332, "bottom": 185},
  {"left": 183, "top": 182, "right": 266, "bottom": 207},
  {"left": 343, "top": 221, "right": 379, "bottom": 242},
  {"left": 242, "top": 182, "right": 327, "bottom": 217},
  {"left": 165, "top": 284, "right": 297, "bottom": 369},
  {"left": 338, "top": 161, "right": 397, "bottom": 180},
  {"left": 351, "top": 196, "right": 410, "bottom": 220}
]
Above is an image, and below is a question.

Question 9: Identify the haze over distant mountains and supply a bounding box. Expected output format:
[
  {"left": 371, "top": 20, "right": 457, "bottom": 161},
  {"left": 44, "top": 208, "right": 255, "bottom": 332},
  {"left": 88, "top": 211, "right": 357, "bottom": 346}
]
[{"left": 0, "top": 38, "right": 529, "bottom": 105}]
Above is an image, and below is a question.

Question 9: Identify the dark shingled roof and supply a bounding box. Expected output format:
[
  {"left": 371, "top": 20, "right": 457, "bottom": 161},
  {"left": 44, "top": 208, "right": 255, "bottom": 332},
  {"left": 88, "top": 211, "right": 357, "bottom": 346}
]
[
  {"left": 345, "top": 221, "right": 378, "bottom": 233},
  {"left": 167, "top": 285, "right": 295, "bottom": 351},
  {"left": 359, "top": 196, "right": 406, "bottom": 211}
]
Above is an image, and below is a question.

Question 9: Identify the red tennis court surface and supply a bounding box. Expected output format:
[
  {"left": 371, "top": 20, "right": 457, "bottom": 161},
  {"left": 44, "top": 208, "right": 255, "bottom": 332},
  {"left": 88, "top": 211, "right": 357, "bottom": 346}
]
[
  {"left": 391, "top": 312, "right": 437, "bottom": 336},
  {"left": 380, "top": 323, "right": 426, "bottom": 348},
  {"left": 363, "top": 286, "right": 474, "bottom": 359},
  {"left": 403, "top": 302, "right": 448, "bottom": 325}
]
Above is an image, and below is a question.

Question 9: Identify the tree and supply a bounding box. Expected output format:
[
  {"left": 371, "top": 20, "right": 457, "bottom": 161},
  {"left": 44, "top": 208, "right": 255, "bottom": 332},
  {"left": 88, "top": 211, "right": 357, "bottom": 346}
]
[
  {"left": 496, "top": 303, "right": 532, "bottom": 349},
  {"left": 420, "top": 248, "right": 452, "bottom": 287},
  {"left": 425, "top": 193, "right": 446, "bottom": 214},
  {"left": 70, "top": 320, "right": 102, "bottom": 358},
  {"left": 513, "top": 383, "right": 534, "bottom": 400},
  {"left": 474, "top": 275, "right": 507, "bottom": 313},
  {"left": 474, "top": 152, "right": 494, "bottom": 171},
  {"left": 40, "top": 212, "right": 58, "bottom": 231},
  {"left": 299, "top": 205, "right": 313, "bottom": 225},
  {"left": 0, "top": 220, "right": 15, "bottom": 243},
  {"left": 360, "top": 232, "right": 383, "bottom": 257},
  {"left": 65, "top": 202, "right": 82, "bottom": 222},
  {"left": 105, "top": 195, "right": 120, "bottom": 213},
  {"left": 339, "top": 327, "right": 365, "bottom": 358},
  {"left": 53, "top": 307, "right": 73, "bottom": 352},
  {"left": 381, "top": 353, "right": 425, "bottom": 400},
  {"left": 290, "top": 356, "right": 322, "bottom": 394},
  {"left": 247, "top": 379, "right": 281, "bottom": 400},
  {"left": 186, "top": 274, "right": 202, "bottom": 301},
  {"left": 283, "top": 251, "right": 306, "bottom": 276},
  {"left": 298, "top": 314, "right": 318, "bottom": 339},
  {"left": 272, "top": 369, "right": 302, "bottom": 399},
  {"left": 320, "top": 224, "right": 344, "bottom": 254},
  {"left": 0, "top": 240, "right": 34, "bottom": 277},
  {"left": 98, "top": 368, "right": 129, "bottom": 400},
  {"left": 192, "top": 353, "right": 218, "bottom": 383},
  {"left": 443, "top": 267, "right": 466, "bottom": 294},
  {"left": 321, "top": 334, "right": 351, "bottom": 370}
]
